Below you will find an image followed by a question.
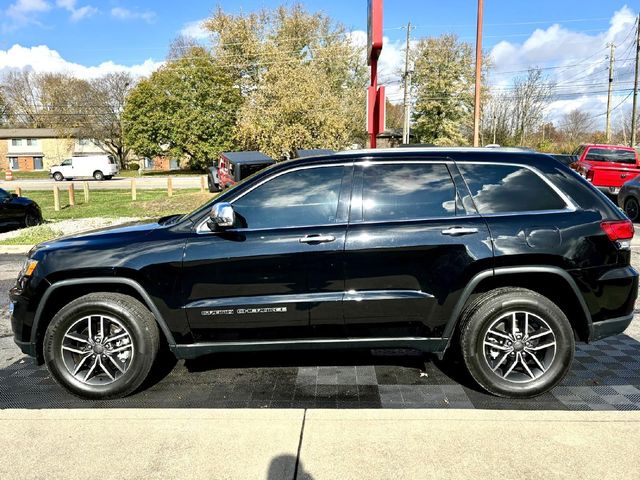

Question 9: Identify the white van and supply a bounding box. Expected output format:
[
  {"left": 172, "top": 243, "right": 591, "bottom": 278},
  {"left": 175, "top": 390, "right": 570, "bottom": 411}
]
[{"left": 50, "top": 155, "right": 119, "bottom": 181}]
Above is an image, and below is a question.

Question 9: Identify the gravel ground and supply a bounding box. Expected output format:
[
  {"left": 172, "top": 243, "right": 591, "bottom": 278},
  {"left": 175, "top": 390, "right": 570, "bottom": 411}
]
[{"left": 0, "top": 217, "right": 140, "bottom": 241}]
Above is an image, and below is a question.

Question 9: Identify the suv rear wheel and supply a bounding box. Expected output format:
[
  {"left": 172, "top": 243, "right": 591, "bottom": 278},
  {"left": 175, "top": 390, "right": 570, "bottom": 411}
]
[
  {"left": 460, "top": 287, "right": 574, "bottom": 398},
  {"left": 43, "top": 293, "right": 159, "bottom": 399}
]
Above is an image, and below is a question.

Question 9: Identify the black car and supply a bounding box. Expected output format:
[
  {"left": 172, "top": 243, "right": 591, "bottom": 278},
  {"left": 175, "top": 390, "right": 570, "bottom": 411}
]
[
  {"left": 10, "top": 148, "right": 638, "bottom": 399},
  {"left": 0, "top": 188, "right": 42, "bottom": 230}
]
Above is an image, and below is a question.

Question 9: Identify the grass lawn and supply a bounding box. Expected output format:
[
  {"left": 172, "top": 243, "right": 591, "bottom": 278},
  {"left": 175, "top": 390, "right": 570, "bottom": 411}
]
[
  {"left": 0, "top": 189, "right": 216, "bottom": 245},
  {"left": 29, "top": 188, "right": 215, "bottom": 221}
]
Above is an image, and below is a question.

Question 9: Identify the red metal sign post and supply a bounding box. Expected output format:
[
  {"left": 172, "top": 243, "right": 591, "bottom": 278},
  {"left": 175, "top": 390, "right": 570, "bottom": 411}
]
[{"left": 367, "top": 0, "right": 383, "bottom": 148}]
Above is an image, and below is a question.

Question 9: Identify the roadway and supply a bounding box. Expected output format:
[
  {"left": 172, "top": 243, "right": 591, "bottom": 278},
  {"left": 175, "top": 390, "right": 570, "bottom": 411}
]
[{"left": 0, "top": 175, "right": 205, "bottom": 191}]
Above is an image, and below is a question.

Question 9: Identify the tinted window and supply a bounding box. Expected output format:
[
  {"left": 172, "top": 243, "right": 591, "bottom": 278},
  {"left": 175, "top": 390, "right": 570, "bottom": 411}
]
[
  {"left": 585, "top": 148, "right": 636, "bottom": 164},
  {"left": 232, "top": 166, "right": 345, "bottom": 229},
  {"left": 362, "top": 163, "right": 456, "bottom": 221},
  {"left": 459, "top": 164, "right": 566, "bottom": 214}
]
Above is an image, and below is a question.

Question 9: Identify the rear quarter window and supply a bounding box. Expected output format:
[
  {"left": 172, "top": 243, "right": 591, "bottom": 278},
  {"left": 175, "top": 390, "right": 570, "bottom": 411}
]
[{"left": 458, "top": 163, "right": 568, "bottom": 214}]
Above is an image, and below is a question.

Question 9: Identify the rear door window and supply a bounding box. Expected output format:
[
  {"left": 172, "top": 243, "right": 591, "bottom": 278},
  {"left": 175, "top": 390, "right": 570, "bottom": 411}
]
[
  {"left": 585, "top": 148, "right": 636, "bottom": 164},
  {"left": 458, "top": 163, "right": 567, "bottom": 214},
  {"left": 360, "top": 163, "right": 456, "bottom": 221}
]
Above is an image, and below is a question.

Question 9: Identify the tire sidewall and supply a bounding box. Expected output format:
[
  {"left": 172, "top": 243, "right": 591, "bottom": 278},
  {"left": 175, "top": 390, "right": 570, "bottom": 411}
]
[
  {"left": 44, "top": 298, "right": 155, "bottom": 399},
  {"left": 463, "top": 294, "right": 574, "bottom": 398},
  {"left": 93, "top": 170, "right": 104, "bottom": 181},
  {"left": 53, "top": 172, "right": 63, "bottom": 181}
]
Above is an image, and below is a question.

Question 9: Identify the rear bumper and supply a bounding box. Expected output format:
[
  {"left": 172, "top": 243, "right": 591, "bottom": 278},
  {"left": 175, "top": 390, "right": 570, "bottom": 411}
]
[{"left": 590, "top": 314, "right": 634, "bottom": 342}]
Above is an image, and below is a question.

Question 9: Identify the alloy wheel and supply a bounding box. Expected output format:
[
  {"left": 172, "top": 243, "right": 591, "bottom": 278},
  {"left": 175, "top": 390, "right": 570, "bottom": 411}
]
[
  {"left": 482, "top": 310, "right": 557, "bottom": 384},
  {"left": 60, "top": 314, "right": 135, "bottom": 386},
  {"left": 625, "top": 198, "right": 639, "bottom": 222}
]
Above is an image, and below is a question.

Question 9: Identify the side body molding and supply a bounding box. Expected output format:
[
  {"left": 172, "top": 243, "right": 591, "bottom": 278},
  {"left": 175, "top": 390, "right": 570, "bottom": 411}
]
[
  {"left": 442, "top": 265, "right": 593, "bottom": 349},
  {"left": 31, "top": 277, "right": 177, "bottom": 347}
]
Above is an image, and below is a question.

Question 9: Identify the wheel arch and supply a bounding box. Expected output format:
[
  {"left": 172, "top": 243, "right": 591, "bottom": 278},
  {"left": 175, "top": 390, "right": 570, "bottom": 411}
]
[
  {"left": 443, "top": 266, "right": 592, "bottom": 354},
  {"left": 31, "top": 277, "right": 176, "bottom": 361}
]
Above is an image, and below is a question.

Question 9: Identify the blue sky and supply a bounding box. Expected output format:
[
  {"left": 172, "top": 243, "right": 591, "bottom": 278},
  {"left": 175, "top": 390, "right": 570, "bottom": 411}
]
[{"left": 1, "top": 0, "right": 639, "bottom": 126}]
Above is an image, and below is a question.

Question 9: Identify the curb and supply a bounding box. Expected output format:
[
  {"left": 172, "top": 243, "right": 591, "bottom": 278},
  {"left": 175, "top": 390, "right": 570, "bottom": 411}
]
[{"left": 0, "top": 245, "right": 33, "bottom": 255}]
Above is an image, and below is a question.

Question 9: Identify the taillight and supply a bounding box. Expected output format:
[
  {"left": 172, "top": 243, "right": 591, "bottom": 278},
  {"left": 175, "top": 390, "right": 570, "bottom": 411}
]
[
  {"left": 601, "top": 220, "right": 634, "bottom": 247},
  {"left": 585, "top": 170, "right": 594, "bottom": 182}
]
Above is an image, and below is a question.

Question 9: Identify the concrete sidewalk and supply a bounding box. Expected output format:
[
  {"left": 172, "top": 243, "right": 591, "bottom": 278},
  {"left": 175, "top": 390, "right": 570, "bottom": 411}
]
[{"left": 0, "top": 408, "right": 638, "bottom": 480}]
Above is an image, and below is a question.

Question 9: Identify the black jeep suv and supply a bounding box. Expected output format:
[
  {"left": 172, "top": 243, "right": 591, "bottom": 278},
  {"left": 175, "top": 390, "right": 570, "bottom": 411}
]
[{"left": 10, "top": 148, "right": 638, "bottom": 399}]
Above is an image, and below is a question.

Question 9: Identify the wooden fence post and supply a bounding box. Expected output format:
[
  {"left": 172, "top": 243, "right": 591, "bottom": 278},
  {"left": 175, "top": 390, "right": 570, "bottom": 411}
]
[
  {"left": 53, "top": 186, "right": 60, "bottom": 212},
  {"left": 167, "top": 177, "right": 173, "bottom": 197},
  {"left": 200, "top": 175, "right": 206, "bottom": 193},
  {"left": 68, "top": 184, "right": 75, "bottom": 206},
  {"left": 131, "top": 178, "right": 137, "bottom": 201},
  {"left": 14, "top": 187, "right": 22, "bottom": 197},
  {"left": 83, "top": 182, "right": 89, "bottom": 203}
]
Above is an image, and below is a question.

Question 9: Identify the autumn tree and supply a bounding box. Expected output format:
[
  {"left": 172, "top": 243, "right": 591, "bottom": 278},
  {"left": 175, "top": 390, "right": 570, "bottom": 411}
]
[
  {"left": 205, "top": 4, "right": 367, "bottom": 157},
  {"left": 559, "top": 109, "right": 592, "bottom": 144},
  {"left": 123, "top": 48, "right": 241, "bottom": 170},
  {"left": 411, "top": 35, "right": 476, "bottom": 146}
]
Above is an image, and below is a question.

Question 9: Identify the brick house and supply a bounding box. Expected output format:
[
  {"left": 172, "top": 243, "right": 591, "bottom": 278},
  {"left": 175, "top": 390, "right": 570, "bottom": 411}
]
[
  {"left": 141, "top": 156, "right": 180, "bottom": 171},
  {"left": 0, "top": 128, "right": 104, "bottom": 172}
]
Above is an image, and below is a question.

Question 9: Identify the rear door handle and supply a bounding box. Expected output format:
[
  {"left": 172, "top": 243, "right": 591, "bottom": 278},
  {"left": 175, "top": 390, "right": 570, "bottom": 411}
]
[
  {"left": 299, "top": 234, "right": 336, "bottom": 244},
  {"left": 441, "top": 227, "right": 478, "bottom": 236}
]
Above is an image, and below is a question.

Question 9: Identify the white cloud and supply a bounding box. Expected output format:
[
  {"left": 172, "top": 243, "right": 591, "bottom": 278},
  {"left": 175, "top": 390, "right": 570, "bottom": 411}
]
[
  {"left": 56, "top": 0, "right": 97, "bottom": 22},
  {"left": 0, "top": 44, "right": 163, "bottom": 79},
  {"left": 7, "top": 0, "right": 51, "bottom": 19},
  {"left": 181, "top": 20, "right": 209, "bottom": 39},
  {"left": 110, "top": 7, "right": 155, "bottom": 23},
  {"left": 489, "top": 5, "right": 638, "bottom": 128}
]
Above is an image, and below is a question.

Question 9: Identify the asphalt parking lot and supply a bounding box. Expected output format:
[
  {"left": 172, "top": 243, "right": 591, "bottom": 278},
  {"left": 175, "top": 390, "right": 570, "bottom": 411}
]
[{"left": 2, "top": 252, "right": 640, "bottom": 410}]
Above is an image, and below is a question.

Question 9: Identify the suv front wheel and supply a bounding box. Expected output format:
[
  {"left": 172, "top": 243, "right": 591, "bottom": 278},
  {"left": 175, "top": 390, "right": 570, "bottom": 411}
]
[
  {"left": 460, "top": 287, "right": 574, "bottom": 398},
  {"left": 43, "top": 292, "right": 159, "bottom": 399}
]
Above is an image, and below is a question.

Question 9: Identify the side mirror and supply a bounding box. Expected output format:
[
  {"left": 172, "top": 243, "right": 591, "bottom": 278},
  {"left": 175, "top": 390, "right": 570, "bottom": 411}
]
[
  {"left": 10, "top": 193, "right": 18, "bottom": 199},
  {"left": 207, "top": 202, "right": 235, "bottom": 230}
]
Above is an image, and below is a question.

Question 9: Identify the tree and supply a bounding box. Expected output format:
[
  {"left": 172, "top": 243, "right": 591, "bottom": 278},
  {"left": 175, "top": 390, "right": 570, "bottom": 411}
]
[
  {"left": 2, "top": 70, "right": 45, "bottom": 127},
  {"left": 385, "top": 100, "right": 404, "bottom": 131},
  {"left": 82, "top": 73, "right": 134, "bottom": 167},
  {"left": 510, "top": 68, "right": 553, "bottom": 145},
  {"left": 411, "top": 35, "right": 475, "bottom": 146},
  {"left": 123, "top": 48, "right": 241, "bottom": 170},
  {"left": 559, "top": 109, "right": 592, "bottom": 144},
  {"left": 205, "top": 4, "right": 367, "bottom": 156}
]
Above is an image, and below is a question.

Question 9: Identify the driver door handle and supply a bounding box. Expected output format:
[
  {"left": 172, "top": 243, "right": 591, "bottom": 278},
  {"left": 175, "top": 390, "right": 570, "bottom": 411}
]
[
  {"left": 441, "top": 227, "right": 478, "bottom": 236},
  {"left": 299, "top": 234, "right": 336, "bottom": 244}
]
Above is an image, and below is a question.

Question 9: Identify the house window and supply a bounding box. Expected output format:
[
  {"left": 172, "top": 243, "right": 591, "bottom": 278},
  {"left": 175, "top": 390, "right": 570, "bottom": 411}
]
[
  {"left": 144, "top": 158, "right": 154, "bottom": 169},
  {"left": 33, "top": 157, "right": 44, "bottom": 170},
  {"left": 8, "top": 157, "right": 19, "bottom": 170},
  {"left": 78, "top": 138, "right": 90, "bottom": 145},
  {"left": 11, "top": 139, "right": 22, "bottom": 147},
  {"left": 26, "top": 138, "right": 38, "bottom": 146}
]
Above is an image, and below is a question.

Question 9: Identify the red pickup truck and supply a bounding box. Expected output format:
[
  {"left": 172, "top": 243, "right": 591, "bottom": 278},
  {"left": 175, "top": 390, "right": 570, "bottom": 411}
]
[{"left": 571, "top": 144, "right": 640, "bottom": 195}]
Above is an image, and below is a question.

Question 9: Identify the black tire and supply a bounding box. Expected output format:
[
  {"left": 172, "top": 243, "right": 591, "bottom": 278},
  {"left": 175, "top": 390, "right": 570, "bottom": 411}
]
[
  {"left": 43, "top": 292, "right": 160, "bottom": 399},
  {"left": 624, "top": 197, "right": 639, "bottom": 222},
  {"left": 459, "top": 287, "right": 574, "bottom": 398},
  {"left": 53, "top": 172, "right": 64, "bottom": 181},
  {"left": 93, "top": 170, "right": 104, "bottom": 181},
  {"left": 24, "top": 209, "right": 41, "bottom": 227}
]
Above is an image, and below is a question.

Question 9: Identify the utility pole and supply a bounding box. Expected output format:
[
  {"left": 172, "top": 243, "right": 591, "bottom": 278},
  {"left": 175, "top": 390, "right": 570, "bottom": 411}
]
[
  {"left": 605, "top": 43, "right": 615, "bottom": 143},
  {"left": 402, "top": 21, "right": 413, "bottom": 145},
  {"left": 631, "top": 14, "right": 640, "bottom": 147},
  {"left": 472, "top": 0, "right": 484, "bottom": 147},
  {"left": 492, "top": 112, "right": 497, "bottom": 144}
]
